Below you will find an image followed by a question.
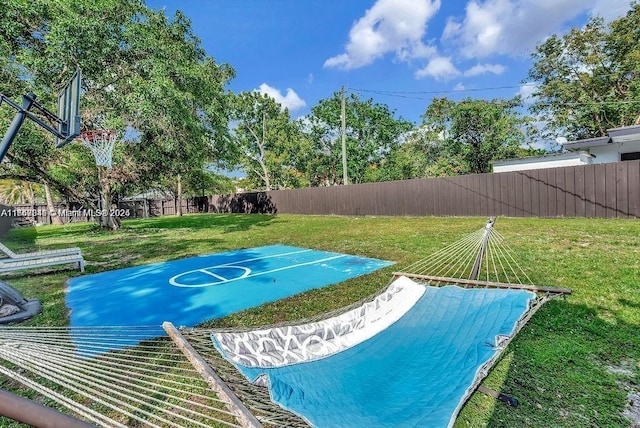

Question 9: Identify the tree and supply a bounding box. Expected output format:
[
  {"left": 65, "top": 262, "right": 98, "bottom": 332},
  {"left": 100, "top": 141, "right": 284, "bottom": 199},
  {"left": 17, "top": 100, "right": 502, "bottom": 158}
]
[
  {"left": 306, "top": 92, "right": 413, "bottom": 185},
  {"left": 361, "top": 135, "right": 423, "bottom": 182},
  {"left": 231, "top": 92, "right": 308, "bottom": 190},
  {"left": 183, "top": 169, "right": 235, "bottom": 197},
  {"left": 0, "top": 1, "right": 235, "bottom": 227},
  {"left": 421, "top": 97, "right": 536, "bottom": 175},
  {"left": 123, "top": 10, "right": 235, "bottom": 216},
  {"left": 528, "top": 2, "right": 640, "bottom": 140}
]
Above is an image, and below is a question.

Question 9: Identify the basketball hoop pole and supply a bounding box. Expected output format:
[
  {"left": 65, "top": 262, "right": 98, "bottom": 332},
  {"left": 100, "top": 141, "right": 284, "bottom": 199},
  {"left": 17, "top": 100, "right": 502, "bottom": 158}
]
[{"left": 0, "top": 94, "right": 35, "bottom": 162}]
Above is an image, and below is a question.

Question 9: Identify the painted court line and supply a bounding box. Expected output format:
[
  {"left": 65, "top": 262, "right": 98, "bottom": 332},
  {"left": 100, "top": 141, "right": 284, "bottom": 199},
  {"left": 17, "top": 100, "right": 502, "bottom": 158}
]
[
  {"left": 167, "top": 247, "right": 314, "bottom": 288},
  {"left": 66, "top": 244, "right": 393, "bottom": 330},
  {"left": 170, "top": 254, "right": 348, "bottom": 288},
  {"left": 215, "top": 248, "right": 313, "bottom": 267},
  {"left": 193, "top": 266, "right": 251, "bottom": 282}
]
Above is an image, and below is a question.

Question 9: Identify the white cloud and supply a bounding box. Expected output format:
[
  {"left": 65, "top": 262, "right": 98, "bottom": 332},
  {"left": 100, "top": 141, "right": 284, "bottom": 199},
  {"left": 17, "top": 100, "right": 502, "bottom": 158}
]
[
  {"left": 454, "top": 82, "right": 466, "bottom": 91},
  {"left": 464, "top": 63, "right": 506, "bottom": 76},
  {"left": 442, "top": 0, "right": 631, "bottom": 59},
  {"left": 591, "top": 0, "right": 632, "bottom": 22},
  {"left": 255, "top": 83, "right": 306, "bottom": 112},
  {"left": 415, "top": 56, "right": 460, "bottom": 80},
  {"left": 517, "top": 83, "right": 539, "bottom": 104},
  {"left": 324, "top": 0, "right": 441, "bottom": 70}
]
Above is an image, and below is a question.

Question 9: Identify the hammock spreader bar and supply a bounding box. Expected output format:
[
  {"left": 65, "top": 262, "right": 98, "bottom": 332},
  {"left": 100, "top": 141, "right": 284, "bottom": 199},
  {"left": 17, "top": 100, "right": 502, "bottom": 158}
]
[
  {"left": 392, "top": 272, "right": 573, "bottom": 295},
  {"left": 163, "top": 322, "right": 262, "bottom": 428}
]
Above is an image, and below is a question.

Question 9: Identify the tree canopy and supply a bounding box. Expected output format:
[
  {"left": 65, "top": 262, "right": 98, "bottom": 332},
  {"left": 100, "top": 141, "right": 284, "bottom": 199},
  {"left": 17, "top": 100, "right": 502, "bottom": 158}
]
[
  {"left": 0, "top": 0, "right": 234, "bottom": 225},
  {"left": 528, "top": 2, "right": 640, "bottom": 140},
  {"left": 230, "top": 92, "right": 309, "bottom": 190},
  {"left": 7, "top": 0, "right": 640, "bottom": 216},
  {"left": 420, "top": 97, "right": 538, "bottom": 175},
  {"left": 306, "top": 92, "right": 413, "bottom": 185}
]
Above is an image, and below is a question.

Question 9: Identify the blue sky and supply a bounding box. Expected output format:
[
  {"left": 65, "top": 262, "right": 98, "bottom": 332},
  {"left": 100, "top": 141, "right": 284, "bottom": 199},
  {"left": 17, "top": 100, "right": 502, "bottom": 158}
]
[{"left": 146, "top": 0, "right": 633, "bottom": 124}]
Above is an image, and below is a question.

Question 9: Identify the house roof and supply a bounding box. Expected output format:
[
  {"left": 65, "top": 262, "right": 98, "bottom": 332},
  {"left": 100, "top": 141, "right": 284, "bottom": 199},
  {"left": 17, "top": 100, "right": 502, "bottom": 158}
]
[
  {"left": 607, "top": 124, "right": 640, "bottom": 137},
  {"left": 563, "top": 136, "right": 611, "bottom": 150},
  {"left": 563, "top": 125, "right": 640, "bottom": 150},
  {"left": 607, "top": 124, "right": 640, "bottom": 142}
]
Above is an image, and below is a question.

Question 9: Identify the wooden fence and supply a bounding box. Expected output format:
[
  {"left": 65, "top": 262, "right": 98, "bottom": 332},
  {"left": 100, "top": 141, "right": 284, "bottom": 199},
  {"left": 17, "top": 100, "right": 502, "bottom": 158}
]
[
  {"left": 10, "top": 160, "right": 640, "bottom": 224},
  {"left": 206, "top": 160, "right": 639, "bottom": 218},
  {"left": 10, "top": 198, "right": 209, "bottom": 225}
]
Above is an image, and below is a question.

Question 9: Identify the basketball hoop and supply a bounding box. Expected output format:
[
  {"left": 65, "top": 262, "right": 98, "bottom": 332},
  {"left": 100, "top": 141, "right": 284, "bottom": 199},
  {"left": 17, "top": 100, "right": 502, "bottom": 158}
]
[{"left": 78, "top": 130, "right": 117, "bottom": 168}]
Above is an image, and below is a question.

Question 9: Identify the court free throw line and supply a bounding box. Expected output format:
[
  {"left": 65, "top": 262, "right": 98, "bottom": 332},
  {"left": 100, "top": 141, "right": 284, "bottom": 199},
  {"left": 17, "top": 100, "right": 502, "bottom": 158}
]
[{"left": 169, "top": 254, "right": 347, "bottom": 288}]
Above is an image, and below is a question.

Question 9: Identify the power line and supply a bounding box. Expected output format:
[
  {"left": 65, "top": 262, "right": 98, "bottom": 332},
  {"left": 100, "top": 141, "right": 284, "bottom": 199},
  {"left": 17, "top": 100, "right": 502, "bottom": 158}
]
[
  {"left": 348, "top": 86, "right": 640, "bottom": 106},
  {"left": 349, "top": 82, "right": 538, "bottom": 97},
  {"left": 348, "top": 70, "right": 640, "bottom": 98}
]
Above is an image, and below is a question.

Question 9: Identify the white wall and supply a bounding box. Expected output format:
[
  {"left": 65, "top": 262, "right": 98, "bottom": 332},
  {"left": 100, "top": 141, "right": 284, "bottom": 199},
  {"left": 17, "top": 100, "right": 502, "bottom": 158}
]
[
  {"left": 589, "top": 140, "right": 640, "bottom": 163},
  {"left": 493, "top": 154, "right": 590, "bottom": 173}
]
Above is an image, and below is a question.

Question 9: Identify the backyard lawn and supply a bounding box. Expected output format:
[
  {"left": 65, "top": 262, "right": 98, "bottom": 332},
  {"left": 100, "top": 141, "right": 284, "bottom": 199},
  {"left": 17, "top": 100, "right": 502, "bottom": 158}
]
[{"left": 0, "top": 214, "right": 638, "bottom": 427}]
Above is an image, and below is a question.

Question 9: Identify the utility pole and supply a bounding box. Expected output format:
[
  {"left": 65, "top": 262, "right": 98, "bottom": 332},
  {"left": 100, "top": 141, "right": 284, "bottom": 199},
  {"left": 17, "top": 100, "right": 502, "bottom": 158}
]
[{"left": 341, "top": 85, "right": 349, "bottom": 185}]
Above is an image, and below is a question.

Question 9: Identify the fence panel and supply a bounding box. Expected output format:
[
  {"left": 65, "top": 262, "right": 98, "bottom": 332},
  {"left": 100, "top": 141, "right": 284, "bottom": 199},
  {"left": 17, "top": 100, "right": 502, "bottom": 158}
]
[
  {"left": 629, "top": 161, "right": 640, "bottom": 217},
  {"left": 605, "top": 163, "right": 618, "bottom": 218},
  {"left": 226, "top": 161, "right": 637, "bottom": 219},
  {"left": 616, "top": 162, "right": 629, "bottom": 219},
  {"left": 573, "top": 166, "right": 585, "bottom": 217}
]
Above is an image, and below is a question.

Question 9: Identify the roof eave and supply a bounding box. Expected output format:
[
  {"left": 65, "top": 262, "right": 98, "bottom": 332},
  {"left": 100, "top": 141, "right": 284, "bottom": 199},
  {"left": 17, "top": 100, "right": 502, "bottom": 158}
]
[{"left": 563, "top": 136, "right": 611, "bottom": 151}]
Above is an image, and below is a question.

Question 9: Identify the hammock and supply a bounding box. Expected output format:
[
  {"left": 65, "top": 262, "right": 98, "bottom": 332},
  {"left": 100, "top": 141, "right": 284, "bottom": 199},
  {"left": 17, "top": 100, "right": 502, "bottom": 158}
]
[
  {"left": 199, "top": 218, "right": 571, "bottom": 427},
  {"left": 211, "top": 279, "right": 534, "bottom": 427},
  {"left": 0, "top": 218, "right": 570, "bottom": 428}
]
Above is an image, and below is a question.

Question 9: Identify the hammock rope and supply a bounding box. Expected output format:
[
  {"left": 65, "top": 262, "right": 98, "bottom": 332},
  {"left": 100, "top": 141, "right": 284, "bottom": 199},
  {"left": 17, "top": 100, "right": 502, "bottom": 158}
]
[
  {"left": 401, "top": 220, "right": 539, "bottom": 287},
  {"left": 1, "top": 341, "right": 231, "bottom": 415},
  {"left": 0, "top": 326, "right": 244, "bottom": 428}
]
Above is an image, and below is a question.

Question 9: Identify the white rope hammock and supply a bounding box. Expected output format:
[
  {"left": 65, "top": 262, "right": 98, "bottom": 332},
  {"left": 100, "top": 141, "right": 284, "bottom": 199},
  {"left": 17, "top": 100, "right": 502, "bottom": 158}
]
[{"left": 0, "top": 326, "right": 243, "bottom": 428}]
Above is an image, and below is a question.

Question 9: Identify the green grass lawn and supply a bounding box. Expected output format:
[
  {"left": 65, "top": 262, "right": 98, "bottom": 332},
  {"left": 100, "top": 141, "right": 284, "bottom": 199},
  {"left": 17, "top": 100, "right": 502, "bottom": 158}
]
[{"left": 1, "top": 214, "right": 638, "bottom": 427}]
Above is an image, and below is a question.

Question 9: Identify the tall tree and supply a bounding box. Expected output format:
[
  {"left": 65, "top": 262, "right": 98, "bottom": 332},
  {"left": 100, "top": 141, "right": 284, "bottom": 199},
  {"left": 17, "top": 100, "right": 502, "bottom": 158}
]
[
  {"left": 231, "top": 92, "right": 308, "bottom": 190},
  {"left": 306, "top": 92, "right": 413, "bottom": 185},
  {"left": 124, "top": 10, "right": 235, "bottom": 216},
  {"left": 528, "top": 3, "right": 640, "bottom": 140},
  {"left": 421, "top": 97, "right": 536, "bottom": 175},
  {"left": 363, "top": 141, "right": 427, "bottom": 182}
]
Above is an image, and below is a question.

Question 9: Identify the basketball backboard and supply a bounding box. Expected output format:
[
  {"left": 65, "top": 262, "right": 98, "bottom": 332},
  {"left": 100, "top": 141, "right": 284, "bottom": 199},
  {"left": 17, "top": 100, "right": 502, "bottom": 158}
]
[{"left": 55, "top": 69, "right": 81, "bottom": 148}]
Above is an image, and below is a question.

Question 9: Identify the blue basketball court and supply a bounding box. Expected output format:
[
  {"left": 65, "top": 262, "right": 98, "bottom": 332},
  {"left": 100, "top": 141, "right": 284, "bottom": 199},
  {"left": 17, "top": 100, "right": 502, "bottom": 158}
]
[{"left": 66, "top": 245, "right": 393, "bottom": 327}]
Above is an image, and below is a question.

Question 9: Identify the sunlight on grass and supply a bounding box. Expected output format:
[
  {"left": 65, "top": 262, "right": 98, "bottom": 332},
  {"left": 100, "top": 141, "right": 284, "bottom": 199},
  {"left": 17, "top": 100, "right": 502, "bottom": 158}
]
[{"left": 0, "top": 214, "right": 638, "bottom": 427}]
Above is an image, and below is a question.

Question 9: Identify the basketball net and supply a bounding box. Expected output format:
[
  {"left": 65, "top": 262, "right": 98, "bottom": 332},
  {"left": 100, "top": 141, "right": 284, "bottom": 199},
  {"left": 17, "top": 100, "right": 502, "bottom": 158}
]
[{"left": 78, "top": 130, "right": 117, "bottom": 168}]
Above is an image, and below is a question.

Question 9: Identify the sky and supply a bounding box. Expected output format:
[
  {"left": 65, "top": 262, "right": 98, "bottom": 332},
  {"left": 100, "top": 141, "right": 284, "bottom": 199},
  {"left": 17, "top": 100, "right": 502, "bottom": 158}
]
[{"left": 145, "top": 0, "right": 633, "bottom": 125}]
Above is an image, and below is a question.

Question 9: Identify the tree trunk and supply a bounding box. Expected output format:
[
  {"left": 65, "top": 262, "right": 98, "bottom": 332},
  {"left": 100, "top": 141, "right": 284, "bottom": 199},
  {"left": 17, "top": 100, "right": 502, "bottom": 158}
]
[
  {"left": 260, "top": 160, "right": 271, "bottom": 191},
  {"left": 24, "top": 183, "right": 37, "bottom": 225},
  {"left": 176, "top": 174, "right": 183, "bottom": 217},
  {"left": 261, "top": 112, "right": 271, "bottom": 191},
  {"left": 44, "top": 182, "right": 63, "bottom": 225},
  {"left": 97, "top": 167, "right": 121, "bottom": 230},
  {"left": 27, "top": 183, "right": 35, "bottom": 208}
]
